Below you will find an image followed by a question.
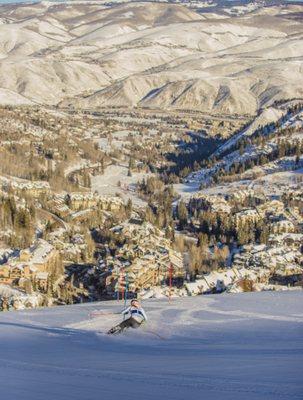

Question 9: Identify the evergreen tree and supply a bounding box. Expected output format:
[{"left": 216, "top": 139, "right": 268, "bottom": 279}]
[{"left": 177, "top": 201, "right": 188, "bottom": 229}]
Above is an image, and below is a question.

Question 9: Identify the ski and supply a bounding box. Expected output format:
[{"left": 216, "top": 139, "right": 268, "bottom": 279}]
[
  {"left": 104, "top": 328, "right": 166, "bottom": 339},
  {"left": 143, "top": 329, "right": 167, "bottom": 340}
]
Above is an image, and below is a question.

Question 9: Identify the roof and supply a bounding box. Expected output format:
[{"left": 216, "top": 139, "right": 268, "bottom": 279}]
[{"left": 36, "top": 272, "right": 49, "bottom": 280}]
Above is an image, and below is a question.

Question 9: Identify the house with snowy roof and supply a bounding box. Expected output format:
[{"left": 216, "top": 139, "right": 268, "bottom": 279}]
[{"left": 0, "top": 240, "right": 60, "bottom": 289}]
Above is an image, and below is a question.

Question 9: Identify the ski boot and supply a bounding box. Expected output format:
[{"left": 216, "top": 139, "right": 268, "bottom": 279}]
[{"left": 107, "top": 324, "right": 123, "bottom": 335}]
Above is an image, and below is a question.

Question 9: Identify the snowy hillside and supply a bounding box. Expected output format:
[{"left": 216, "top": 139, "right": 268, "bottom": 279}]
[
  {"left": 0, "top": 291, "right": 302, "bottom": 400},
  {"left": 0, "top": 1, "right": 302, "bottom": 114},
  {"left": 186, "top": 104, "right": 303, "bottom": 188}
]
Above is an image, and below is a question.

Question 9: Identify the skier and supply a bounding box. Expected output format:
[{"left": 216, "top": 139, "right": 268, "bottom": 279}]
[{"left": 107, "top": 299, "right": 147, "bottom": 335}]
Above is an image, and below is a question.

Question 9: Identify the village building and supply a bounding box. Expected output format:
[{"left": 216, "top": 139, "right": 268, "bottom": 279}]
[
  {"left": 257, "top": 200, "right": 285, "bottom": 218},
  {"left": 270, "top": 219, "right": 295, "bottom": 234},
  {"left": 268, "top": 233, "right": 303, "bottom": 251},
  {"left": 0, "top": 240, "right": 60, "bottom": 289},
  {"left": 66, "top": 193, "right": 123, "bottom": 212},
  {"left": 100, "top": 222, "right": 185, "bottom": 295},
  {"left": 227, "top": 189, "right": 264, "bottom": 204},
  {"left": 0, "top": 176, "right": 51, "bottom": 198},
  {"left": 234, "top": 208, "right": 261, "bottom": 227},
  {"left": 189, "top": 193, "right": 231, "bottom": 214},
  {"left": 231, "top": 239, "right": 302, "bottom": 276}
]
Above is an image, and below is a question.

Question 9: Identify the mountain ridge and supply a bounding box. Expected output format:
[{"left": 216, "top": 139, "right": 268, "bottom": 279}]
[{"left": 0, "top": 1, "right": 302, "bottom": 115}]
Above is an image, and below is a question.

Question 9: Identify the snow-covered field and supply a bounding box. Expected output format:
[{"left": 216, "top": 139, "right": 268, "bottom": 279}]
[
  {"left": 91, "top": 164, "right": 151, "bottom": 206},
  {"left": 0, "top": 291, "right": 302, "bottom": 400}
]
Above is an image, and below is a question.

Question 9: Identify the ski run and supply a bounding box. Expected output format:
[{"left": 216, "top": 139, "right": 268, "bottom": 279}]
[{"left": 0, "top": 291, "right": 302, "bottom": 400}]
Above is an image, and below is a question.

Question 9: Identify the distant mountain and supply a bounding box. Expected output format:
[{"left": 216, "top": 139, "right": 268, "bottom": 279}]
[{"left": 0, "top": 0, "right": 302, "bottom": 115}]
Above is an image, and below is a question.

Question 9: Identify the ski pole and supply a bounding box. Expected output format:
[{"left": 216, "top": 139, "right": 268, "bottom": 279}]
[
  {"left": 169, "top": 263, "right": 173, "bottom": 303},
  {"left": 121, "top": 269, "right": 124, "bottom": 303},
  {"left": 116, "top": 267, "right": 120, "bottom": 302},
  {"left": 124, "top": 272, "right": 128, "bottom": 308},
  {"left": 123, "top": 272, "right": 128, "bottom": 321}
]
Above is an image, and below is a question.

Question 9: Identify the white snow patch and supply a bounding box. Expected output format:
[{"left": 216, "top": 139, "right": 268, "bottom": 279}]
[{"left": 0, "top": 292, "right": 302, "bottom": 399}]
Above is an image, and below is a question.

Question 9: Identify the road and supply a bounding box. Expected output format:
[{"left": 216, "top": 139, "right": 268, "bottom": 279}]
[{"left": 36, "top": 208, "right": 69, "bottom": 231}]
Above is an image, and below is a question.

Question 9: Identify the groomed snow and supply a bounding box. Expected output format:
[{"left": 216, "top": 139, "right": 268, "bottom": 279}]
[{"left": 0, "top": 291, "right": 302, "bottom": 400}]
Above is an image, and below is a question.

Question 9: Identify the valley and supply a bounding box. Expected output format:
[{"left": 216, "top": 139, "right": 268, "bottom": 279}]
[
  {"left": 0, "top": 0, "right": 302, "bottom": 311},
  {"left": 0, "top": 2, "right": 302, "bottom": 400}
]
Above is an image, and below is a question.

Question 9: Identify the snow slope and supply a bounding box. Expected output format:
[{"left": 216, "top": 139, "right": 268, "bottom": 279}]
[{"left": 0, "top": 291, "right": 302, "bottom": 400}]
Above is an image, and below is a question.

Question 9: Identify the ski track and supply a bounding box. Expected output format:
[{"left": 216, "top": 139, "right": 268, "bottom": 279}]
[
  {"left": 66, "top": 294, "right": 303, "bottom": 333},
  {"left": 0, "top": 357, "right": 301, "bottom": 399},
  {"left": 0, "top": 291, "right": 302, "bottom": 400}
]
